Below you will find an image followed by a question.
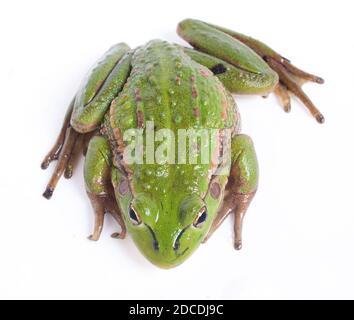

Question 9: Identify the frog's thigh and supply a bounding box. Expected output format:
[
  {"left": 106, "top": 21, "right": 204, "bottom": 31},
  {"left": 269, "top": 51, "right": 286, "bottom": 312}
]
[
  {"left": 71, "top": 43, "right": 132, "bottom": 133},
  {"left": 178, "top": 19, "right": 278, "bottom": 95},
  {"left": 183, "top": 47, "right": 276, "bottom": 96},
  {"left": 204, "top": 134, "right": 259, "bottom": 250},
  {"left": 84, "top": 135, "right": 126, "bottom": 241}
]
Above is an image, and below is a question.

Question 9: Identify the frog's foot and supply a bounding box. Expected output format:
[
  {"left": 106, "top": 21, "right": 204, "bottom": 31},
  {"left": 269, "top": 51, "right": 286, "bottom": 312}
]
[
  {"left": 203, "top": 191, "right": 256, "bottom": 250},
  {"left": 87, "top": 192, "right": 126, "bottom": 241},
  {"left": 232, "top": 192, "right": 256, "bottom": 250},
  {"left": 220, "top": 25, "right": 326, "bottom": 123},
  {"left": 41, "top": 98, "right": 74, "bottom": 170},
  {"left": 264, "top": 55, "right": 325, "bottom": 123},
  {"left": 203, "top": 134, "right": 259, "bottom": 249},
  {"left": 178, "top": 19, "right": 325, "bottom": 123},
  {"left": 42, "top": 126, "right": 80, "bottom": 199},
  {"left": 41, "top": 99, "right": 95, "bottom": 199}
]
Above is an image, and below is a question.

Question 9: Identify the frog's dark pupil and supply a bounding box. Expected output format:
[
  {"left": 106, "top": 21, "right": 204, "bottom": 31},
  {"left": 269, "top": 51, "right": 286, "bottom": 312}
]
[
  {"left": 129, "top": 207, "right": 139, "bottom": 222},
  {"left": 210, "top": 63, "right": 227, "bottom": 75},
  {"left": 197, "top": 211, "right": 207, "bottom": 225}
]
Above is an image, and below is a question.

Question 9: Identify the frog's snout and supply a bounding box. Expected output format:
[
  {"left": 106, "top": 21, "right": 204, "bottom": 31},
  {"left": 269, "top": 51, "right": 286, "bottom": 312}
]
[{"left": 142, "top": 226, "right": 192, "bottom": 269}]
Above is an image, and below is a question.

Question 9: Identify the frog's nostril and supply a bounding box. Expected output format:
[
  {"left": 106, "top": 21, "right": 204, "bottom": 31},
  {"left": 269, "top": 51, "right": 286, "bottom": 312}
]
[{"left": 173, "top": 226, "right": 189, "bottom": 251}]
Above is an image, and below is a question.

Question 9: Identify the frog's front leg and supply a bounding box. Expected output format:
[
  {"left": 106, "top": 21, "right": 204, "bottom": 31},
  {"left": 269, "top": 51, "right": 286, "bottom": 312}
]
[
  {"left": 178, "top": 19, "right": 324, "bottom": 123},
  {"left": 84, "top": 136, "right": 126, "bottom": 241},
  {"left": 204, "top": 134, "right": 259, "bottom": 250}
]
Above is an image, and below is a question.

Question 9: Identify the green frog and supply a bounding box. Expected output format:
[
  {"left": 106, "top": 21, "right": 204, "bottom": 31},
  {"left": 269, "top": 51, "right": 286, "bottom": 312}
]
[{"left": 41, "top": 19, "right": 324, "bottom": 268}]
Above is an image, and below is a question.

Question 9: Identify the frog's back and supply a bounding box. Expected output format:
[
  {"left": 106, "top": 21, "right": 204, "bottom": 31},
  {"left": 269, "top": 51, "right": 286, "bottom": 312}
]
[
  {"left": 108, "top": 39, "right": 238, "bottom": 201},
  {"left": 111, "top": 39, "right": 237, "bottom": 134}
]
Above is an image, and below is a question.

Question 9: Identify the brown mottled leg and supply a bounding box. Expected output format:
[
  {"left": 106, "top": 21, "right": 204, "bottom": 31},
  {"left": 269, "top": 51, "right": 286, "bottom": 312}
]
[
  {"left": 63, "top": 130, "right": 98, "bottom": 179},
  {"left": 109, "top": 205, "right": 127, "bottom": 239},
  {"left": 203, "top": 190, "right": 233, "bottom": 243},
  {"left": 104, "top": 190, "right": 126, "bottom": 239},
  {"left": 87, "top": 192, "right": 105, "bottom": 241},
  {"left": 64, "top": 133, "right": 85, "bottom": 179},
  {"left": 203, "top": 134, "right": 259, "bottom": 250},
  {"left": 41, "top": 97, "right": 89, "bottom": 198},
  {"left": 87, "top": 191, "right": 126, "bottom": 241},
  {"left": 42, "top": 99, "right": 93, "bottom": 197},
  {"left": 203, "top": 189, "right": 256, "bottom": 250},
  {"left": 233, "top": 192, "right": 256, "bottom": 250},
  {"left": 41, "top": 98, "right": 74, "bottom": 169},
  {"left": 42, "top": 127, "right": 79, "bottom": 199},
  {"left": 85, "top": 135, "right": 126, "bottom": 241}
]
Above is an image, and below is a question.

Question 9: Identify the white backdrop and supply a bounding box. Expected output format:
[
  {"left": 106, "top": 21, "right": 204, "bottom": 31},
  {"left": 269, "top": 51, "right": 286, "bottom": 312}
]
[{"left": 0, "top": 0, "right": 353, "bottom": 299}]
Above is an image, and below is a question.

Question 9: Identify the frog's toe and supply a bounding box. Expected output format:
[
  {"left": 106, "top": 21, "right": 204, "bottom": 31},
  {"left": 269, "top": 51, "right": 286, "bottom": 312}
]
[
  {"left": 111, "top": 231, "right": 126, "bottom": 240},
  {"left": 42, "top": 127, "right": 80, "bottom": 199},
  {"left": 265, "top": 56, "right": 325, "bottom": 123},
  {"left": 87, "top": 196, "right": 105, "bottom": 241},
  {"left": 234, "top": 240, "right": 242, "bottom": 251},
  {"left": 274, "top": 83, "right": 291, "bottom": 113},
  {"left": 63, "top": 133, "right": 85, "bottom": 179},
  {"left": 42, "top": 187, "right": 54, "bottom": 200},
  {"left": 41, "top": 99, "right": 74, "bottom": 171},
  {"left": 88, "top": 233, "right": 101, "bottom": 242},
  {"left": 86, "top": 193, "right": 126, "bottom": 242},
  {"left": 108, "top": 203, "right": 126, "bottom": 240}
]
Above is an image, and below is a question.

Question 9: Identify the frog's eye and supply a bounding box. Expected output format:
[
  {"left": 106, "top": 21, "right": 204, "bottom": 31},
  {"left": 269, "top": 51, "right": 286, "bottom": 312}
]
[
  {"left": 129, "top": 206, "right": 141, "bottom": 225},
  {"left": 193, "top": 207, "right": 207, "bottom": 228}
]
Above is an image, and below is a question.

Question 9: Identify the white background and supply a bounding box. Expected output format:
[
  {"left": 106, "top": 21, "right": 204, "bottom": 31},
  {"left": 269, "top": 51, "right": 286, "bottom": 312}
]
[{"left": 0, "top": 0, "right": 353, "bottom": 300}]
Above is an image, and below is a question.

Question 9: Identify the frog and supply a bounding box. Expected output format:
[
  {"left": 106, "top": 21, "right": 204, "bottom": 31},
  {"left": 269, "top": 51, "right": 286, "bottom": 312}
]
[{"left": 41, "top": 19, "right": 324, "bottom": 268}]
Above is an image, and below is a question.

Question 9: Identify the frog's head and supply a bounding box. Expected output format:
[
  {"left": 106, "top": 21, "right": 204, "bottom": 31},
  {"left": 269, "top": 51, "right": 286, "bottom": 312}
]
[
  {"left": 126, "top": 194, "right": 211, "bottom": 268},
  {"left": 113, "top": 170, "right": 227, "bottom": 268}
]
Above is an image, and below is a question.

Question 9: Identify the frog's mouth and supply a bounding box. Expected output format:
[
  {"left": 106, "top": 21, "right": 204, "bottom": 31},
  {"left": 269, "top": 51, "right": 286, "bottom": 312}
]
[
  {"left": 167, "top": 246, "right": 191, "bottom": 268},
  {"left": 176, "top": 247, "right": 189, "bottom": 258}
]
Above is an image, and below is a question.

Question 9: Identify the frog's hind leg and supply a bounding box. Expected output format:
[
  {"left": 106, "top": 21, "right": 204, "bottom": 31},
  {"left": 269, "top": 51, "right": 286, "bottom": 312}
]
[
  {"left": 41, "top": 98, "right": 91, "bottom": 199},
  {"left": 63, "top": 132, "right": 86, "bottom": 179},
  {"left": 42, "top": 43, "right": 133, "bottom": 199},
  {"left": 178, "top": 19, "right": 324, "bottom": 123},
  {"left": 42, "top": 122, "right": 91, "bottom": 199},
  {"left": 265, "top": 56, "right": 325, "bottom": 123},
  {"left": 84, "top": 135, "right": 126, "bottom": 241},
  {"left": 41, "top": 98, "right": 75, "bottom": 170},
  {"left": 203, "top": 134, "right": 259, "bottom": 250},
  {"left": 63, "top": 130, "right": 97, "bottom": 179},
  {"left": 42, "top": 100, "right": 81, "bottom": 199}
]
